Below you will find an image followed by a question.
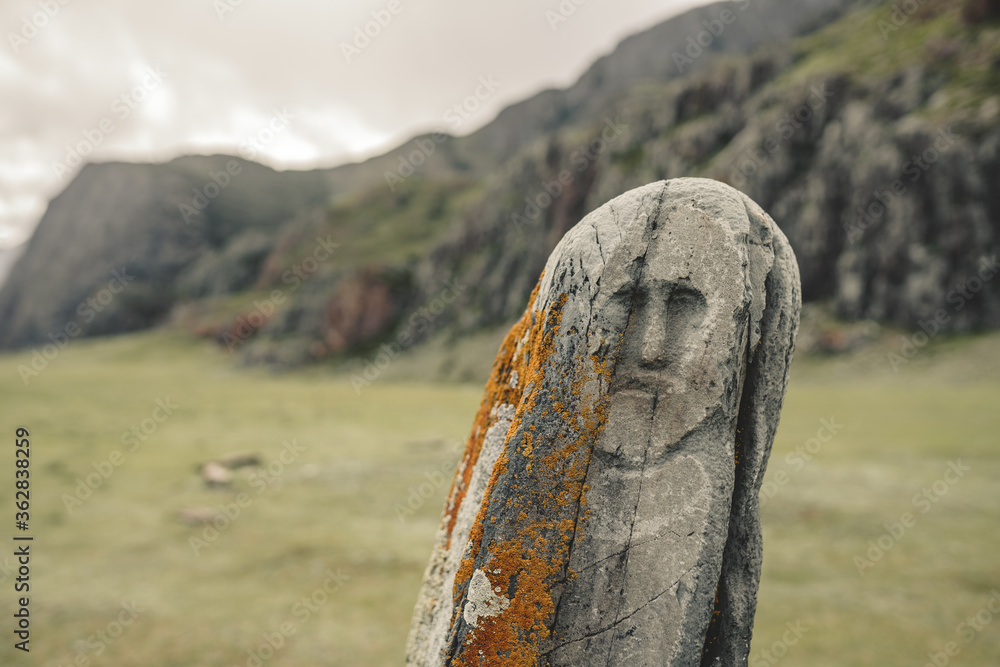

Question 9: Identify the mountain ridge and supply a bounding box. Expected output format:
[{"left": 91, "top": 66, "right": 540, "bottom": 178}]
[{"left": 3, "top": 0, "right": 998, "bottom": 363}]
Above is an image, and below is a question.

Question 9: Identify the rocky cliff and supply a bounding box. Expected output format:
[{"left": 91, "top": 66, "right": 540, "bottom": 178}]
[
  {"left": 1, "top": 0, "right": 997, "bottom": 362},
  {"left": 0, "top": 156, "right": 330, "bottom": 348},
  {"left": 413, "top": 1, "right": 1000, "bottom": 343}
]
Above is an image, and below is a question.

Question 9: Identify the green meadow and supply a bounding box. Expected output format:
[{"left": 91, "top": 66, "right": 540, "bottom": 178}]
[{"left": 0, "top": 326, "right": 997, "bottom": 666}]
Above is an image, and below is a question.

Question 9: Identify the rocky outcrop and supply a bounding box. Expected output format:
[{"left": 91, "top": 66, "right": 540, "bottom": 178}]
[
  {"left": 318, "top": 265, "right": 413, "bottom": 355},
  {"left": 0, "top": 0, "right": 865, "bottom": 353},
  {"left": 406, "top": 180, "right": 801, "bottom": 666},
  {"left": 2, "top": 0, "right": 997, "bottom": 359},
  {"left": 0, "top": 244, "right": 24, "bottom": 291},
  {"left": 0, "top": 156, "right": 329, "bottom": 349},
  {"left": 963, "top": 0, "right": 1000, "bottom": 23},
  {"left": 458, "top": 0, "right": 864, "bottom": 167},
  {"left": 412, "top": 11, "right": 1000, "bottom": 340}
]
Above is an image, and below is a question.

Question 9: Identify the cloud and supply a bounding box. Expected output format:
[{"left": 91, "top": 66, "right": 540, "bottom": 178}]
[{"left": 0, "top": 0, "right": 707, "bottom": 248}]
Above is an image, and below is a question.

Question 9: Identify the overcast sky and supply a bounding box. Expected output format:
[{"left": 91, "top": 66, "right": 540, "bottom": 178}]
[{"left": 0, "top": 0, "right": 710, "bottom": 250}]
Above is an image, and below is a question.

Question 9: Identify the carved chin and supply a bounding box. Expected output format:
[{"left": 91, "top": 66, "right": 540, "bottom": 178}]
[
  {"left": 650, "top": 392, "right": 715, "bottom": 452},
  {"left": 596, "top": 384, "right": 719, "bottom": 467}
]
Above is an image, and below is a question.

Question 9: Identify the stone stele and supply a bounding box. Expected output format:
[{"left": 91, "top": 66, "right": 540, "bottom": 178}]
[{"left": 406, "top": 178, "right": 802, "bottom": 666}]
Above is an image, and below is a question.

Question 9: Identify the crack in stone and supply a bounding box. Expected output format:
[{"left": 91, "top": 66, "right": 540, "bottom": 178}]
[
  {"left": 605, "top": 389, "right": 655, "bottom": 664},
  {"left": 591, "top": 219, "right": 608, "bottom": 269},
  {"left": 542, "top": 561, "right": 701, "bottom": 659},
  {"left": 411, "top": 181, "right": 798, "bottom": 667},
  {"left": 603, "top": 192, "right": 663, "bottom": 664},
  {"left": 549, "top": 194, "right": 658, "bottom": 638},
  {"left": 550, "top": 276, "right": 598, "bottom": 628},
  {"left": 564, "top": 526, "right": 693, "bottom": 579}
]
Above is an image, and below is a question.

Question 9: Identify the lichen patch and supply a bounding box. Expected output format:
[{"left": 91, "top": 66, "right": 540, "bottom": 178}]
[{"left": 463, "top": 568, "right": 511, "bottom": 630}]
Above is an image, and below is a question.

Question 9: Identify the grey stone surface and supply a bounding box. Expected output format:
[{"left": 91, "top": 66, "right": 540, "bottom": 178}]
[{"left": 406, "top": 179, "right": 801, "bottom": 666}]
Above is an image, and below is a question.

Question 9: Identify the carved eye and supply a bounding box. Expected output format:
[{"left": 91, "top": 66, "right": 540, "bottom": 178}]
[
  {"left": 670, "top": 287, "right": 702, "bottom": 306},
  {"left": 668, "top": 287, "right": 705, "bottom": 318},
  {"left": 664, "top": 287, "right": 707, "bottom": 336},
  {"left": 611, "top": 281, "right": 639, "bottom": 303}
]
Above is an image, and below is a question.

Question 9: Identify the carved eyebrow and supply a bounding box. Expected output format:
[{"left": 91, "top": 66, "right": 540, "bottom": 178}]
[
  {"left": 637, "top": 277, "right": 702, "bottom": 296},
  {"left": 669, "top": 286, "right": 704, "bottom": 301},
  {"left": 609, "top": 281, "right": 639, "bottom": 300}
]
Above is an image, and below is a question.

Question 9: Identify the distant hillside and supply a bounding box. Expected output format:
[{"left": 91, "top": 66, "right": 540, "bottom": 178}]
[
  {"left": 0, "top": 157, "right": 330, "bottom": 349},
  {"left": 0, "top": 244, "right": 23, "bottom": 290},
  {"left": 457, "top": 0, "right": 858, "bottom": 165},
  {"left": 0, "top": 0, "right": 866, "bottom": 353},
  {"left": 414, "top": 0, "right": 1000, "bottom": 341},
  {"left": 2, "top": 0, "right": 998, "bottom": 364}
]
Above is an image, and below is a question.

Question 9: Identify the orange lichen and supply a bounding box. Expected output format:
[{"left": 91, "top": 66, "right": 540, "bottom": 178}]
[
  {"left": 439, "top": 282, "right": 542, "bottom": 550},
  {"left": 450, "top": 294, "right": 554, "bottom": 592},
  {"left": 445, "top": 287, "right": 624, "bottom": 666}
]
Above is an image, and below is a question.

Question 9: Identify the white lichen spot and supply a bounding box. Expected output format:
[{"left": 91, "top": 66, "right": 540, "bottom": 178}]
[
  {"left": 494, "top": 403, "right": 515, "bottom": 423},
  {"left": 463, "top": 569, "right": 510, "bottom": 629},
  {"left": 514, "top": 328, "right": 531, "bottom": 356},
  {"left": 508, "top": 370, "right": 519, "bottom": 388}
]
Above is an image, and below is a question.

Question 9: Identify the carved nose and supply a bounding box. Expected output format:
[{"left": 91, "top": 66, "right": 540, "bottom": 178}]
[{"left": 639, "top": 299, "right": 669, "bottom": 368}]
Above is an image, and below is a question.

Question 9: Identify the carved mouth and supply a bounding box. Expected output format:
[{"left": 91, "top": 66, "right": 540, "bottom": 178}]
[{"left": 609, "top": 370, "right": 674, "bottom": 396}]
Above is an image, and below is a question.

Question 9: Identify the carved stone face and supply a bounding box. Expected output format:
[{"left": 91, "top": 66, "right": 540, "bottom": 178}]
[
  {"left": 408, "top": 180, "right": 799, "bottom": 667},
  {"left": 605, "top": 201, "right": 747, "bottom": 459},
  {"left": 561, "top": 187, "right": 758, "bottom": 664},
  {"left": 612, "top": 280, "right": 707, "bottom": 397}
]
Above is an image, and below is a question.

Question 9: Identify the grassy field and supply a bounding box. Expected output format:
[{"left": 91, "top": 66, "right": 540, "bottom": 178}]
[{"left": 0, "top": 327, "right": 998, "bottom": 666}]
